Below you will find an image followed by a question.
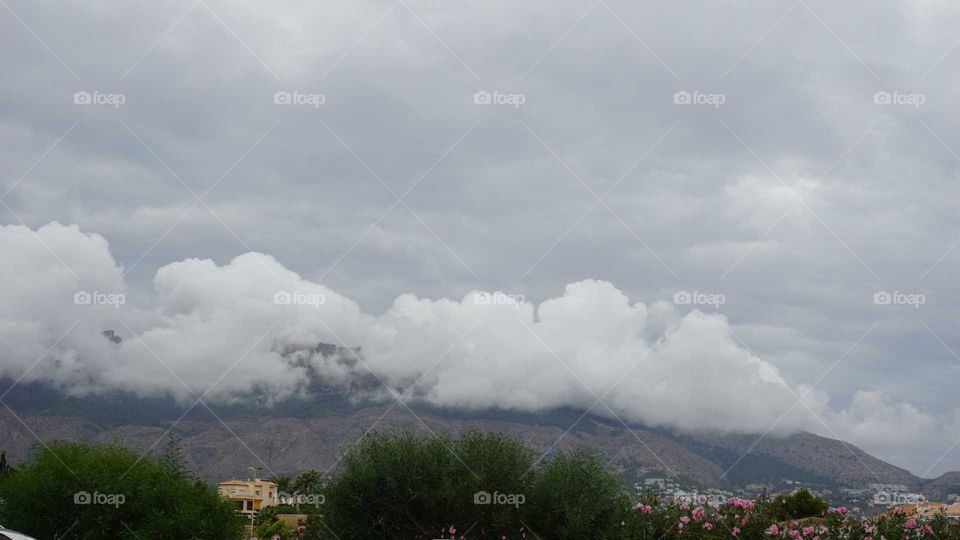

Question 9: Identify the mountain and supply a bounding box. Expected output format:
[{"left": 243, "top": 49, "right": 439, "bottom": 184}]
[
  {"left": 2, "top": 381, "right": 957, "bottom": 503},
  {"left": 0, "top": 339, "right": 957, "bottom": 501},
  {"left": 922, "top": 472, "right": 960, "bottom": 502}
]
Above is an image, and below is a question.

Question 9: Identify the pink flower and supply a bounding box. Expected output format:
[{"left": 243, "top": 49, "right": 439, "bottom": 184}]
[
  {"left": 692, "top": 506, "right": 705, "bottom": 520},
  {"left": 680, "top": 516, "right": 690, "bottom": 524},
  {"left": 767, "top": 524, "right": 780, "bottom": 536},
  {"left": 703, "top": 523, "right": 713, "bottom": 531},
  {"left": 906, "top": 518, "right": 917, "bottom": 529},
  {"left": 680, "top": 502, "right": 690, "bottom": 510},
  {"left": 741, "top": 518, "right": 749, "bottom": 526},
  {"left": 833, "top": 506, "right": 848, "bottom": 515},
  {"left": 802, "top": 526, "right": 814, "bottom": 536},
  {"left": 732, "top": 526, "right": 740, "bottom": 536},
  {"left": 727, "top": 497, "right": 755, "bottom": 509},
  {"left": 643, "top": 505, "right": 653, "bottom": 513},
  {"left": 894, "top": 507, "right": 905, "bottom": 515},
  {"left": 920, "top": 524, "right": 933, "bottom": 535}
]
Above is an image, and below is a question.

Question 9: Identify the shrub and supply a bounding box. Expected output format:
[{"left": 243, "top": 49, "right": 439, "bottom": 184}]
[
  {"left": 522, "top": 449, "right": 630, "bottom": 539},
  {"left": 315, "top": 430, "right": 533, "bottom": 539},
  {"left": 0, "top": 440, "right": 244, "bottom": 539},
  {"left": 770, "top": 488, "right": 828, "bottom": 521}
]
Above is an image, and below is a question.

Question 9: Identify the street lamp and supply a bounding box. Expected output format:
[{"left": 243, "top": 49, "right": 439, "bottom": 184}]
[{"left": 247, "top": 466, "right": 262, "bottom": 539}]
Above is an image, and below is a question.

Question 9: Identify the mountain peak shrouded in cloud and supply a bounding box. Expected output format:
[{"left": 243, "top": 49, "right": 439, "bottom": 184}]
[{"left": 2, "top": 222, "right": 956, "bottom": 475}]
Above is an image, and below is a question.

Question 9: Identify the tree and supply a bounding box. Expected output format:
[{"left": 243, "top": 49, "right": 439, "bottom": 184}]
[
  {"left": 293, "top": 469, "right": 324, "bottom": 495},
  {"left": 0, "top": 440, "right": 244, "bottom": 539},
  {"left": 272, "top": 473, "right": 294, "bottom": 494},
  {"left": 522, "top": 449, "right": 630, "bottom": 539},
  {"left": 315, "top": 430, "right": 534, "bottom": 539},
  {"left": 770, "top": 488, "right": 829, "bottom": 521},
  {"left": 0, "top": 451, "right": 10, "bottom": 478}
]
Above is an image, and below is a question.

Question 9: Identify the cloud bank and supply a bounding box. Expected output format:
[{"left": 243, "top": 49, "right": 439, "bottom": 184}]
[{"left": 2, "top": 222, "right": 956, "bottom": 469}]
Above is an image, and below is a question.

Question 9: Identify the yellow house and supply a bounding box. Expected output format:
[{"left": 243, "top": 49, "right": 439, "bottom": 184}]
[{"left": 217, "top": 478, "right": 279, "bottom": 516}]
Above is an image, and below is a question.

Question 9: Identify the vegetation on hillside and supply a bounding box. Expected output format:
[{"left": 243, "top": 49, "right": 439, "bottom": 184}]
[{"left": 1, "top": 432, "right": 958, "bottom": 539}]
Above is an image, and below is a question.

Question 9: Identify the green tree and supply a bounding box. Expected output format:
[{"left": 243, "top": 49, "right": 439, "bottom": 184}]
[
  {"left": 315, "top": 430, "right": 533, "bottom": 539},
  {"left": 522, "top": 449, "right": 630, "bottom": 539},
  {"left": 254, "top": 513, "right": 293, "bottom": 539},
  {"left": 272, "top": 473, "right": 294, "bottom": 494},
  {"left": 0, "top": 440, "right": 244, "bottom": 539},
  {"left": 293, "top": 469, "right": 324, "bottom": 495},
  {"left": 770, "top": 488, "right": 829, "bottom": 521},
  {"left": 0, "top": 451, "right": 10, "bottom": 478}
]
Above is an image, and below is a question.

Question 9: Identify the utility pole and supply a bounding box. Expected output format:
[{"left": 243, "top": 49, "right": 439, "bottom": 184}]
[{"left": 246, "top": 466, "right": 262, "bottom": 539}]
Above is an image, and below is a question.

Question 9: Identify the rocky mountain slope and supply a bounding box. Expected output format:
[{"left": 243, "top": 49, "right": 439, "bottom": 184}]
[{"left": 1, "top": 389, "right": 954, "bottom": 500}]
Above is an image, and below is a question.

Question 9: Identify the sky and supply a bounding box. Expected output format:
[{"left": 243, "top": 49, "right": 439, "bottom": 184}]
[{"left": 2, "top": 0, "right": 960, "bottom": 477}]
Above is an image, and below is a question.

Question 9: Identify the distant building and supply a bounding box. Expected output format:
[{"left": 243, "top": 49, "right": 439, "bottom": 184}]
[
  {"left": 218, "top": 478, "right": 279, "bottom": 516},
  {"left": 868, "top": 483, "right": 909, "bottom": 492},
  {"left": 896, "top": 502, "right": 960, "bottom": 520},
  {"left": 949, "top": 503, "right": 960, "bottom": 519}
]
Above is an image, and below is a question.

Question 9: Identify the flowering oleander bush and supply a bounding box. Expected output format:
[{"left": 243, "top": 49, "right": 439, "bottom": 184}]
[
  {"left": 620, "top": 498, "right": 960, "bottom": 540},
  {"left": 308, "top": 485, "right": 960, "bottom": 540}
]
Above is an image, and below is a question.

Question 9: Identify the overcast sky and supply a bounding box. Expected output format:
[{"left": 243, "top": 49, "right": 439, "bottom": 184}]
[{"left": 3, "top": 0, "right": 960, "bottom": 477}]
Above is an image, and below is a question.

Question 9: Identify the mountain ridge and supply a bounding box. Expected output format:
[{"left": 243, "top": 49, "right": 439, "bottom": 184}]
[{"left": 1, "top": 382, "right": 956, "bottom": 504}]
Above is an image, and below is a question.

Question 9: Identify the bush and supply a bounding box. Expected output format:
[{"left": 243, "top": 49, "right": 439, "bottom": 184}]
[
  {"left": 523, "top": 449, "right": 630, "bottom": 539},
  {"left": 769, "top": 488, "right": 828, "bottom": 521},
  {"left": 310, "top": 430, "right": 634, "bottom": 539},
  {"left": 0, "top": 440, "right": 244, "bottom": 539},
  {"left": 316, "top": 430, "right": 533, "bottom": 539}
]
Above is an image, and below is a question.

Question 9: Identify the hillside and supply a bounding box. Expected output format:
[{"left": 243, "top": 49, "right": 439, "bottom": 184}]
[{"left": 2, "top": 385, "right": 955, "bottom": 501}]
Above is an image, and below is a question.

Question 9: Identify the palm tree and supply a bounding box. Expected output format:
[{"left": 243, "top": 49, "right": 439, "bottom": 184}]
[
  {"left": 293, "top": 469, "right": 323, "bottom": 495},
  {"left": 271, "top": 474, "right": 293, "bottom": 495}
]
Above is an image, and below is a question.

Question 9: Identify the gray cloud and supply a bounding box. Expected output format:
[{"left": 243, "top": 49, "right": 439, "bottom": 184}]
[
  {"left": 1, "top": 222, "right": 958, "bottom": 477},
  {"left": 3, "top": 0, "right": 960, "bottom": 475}
]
